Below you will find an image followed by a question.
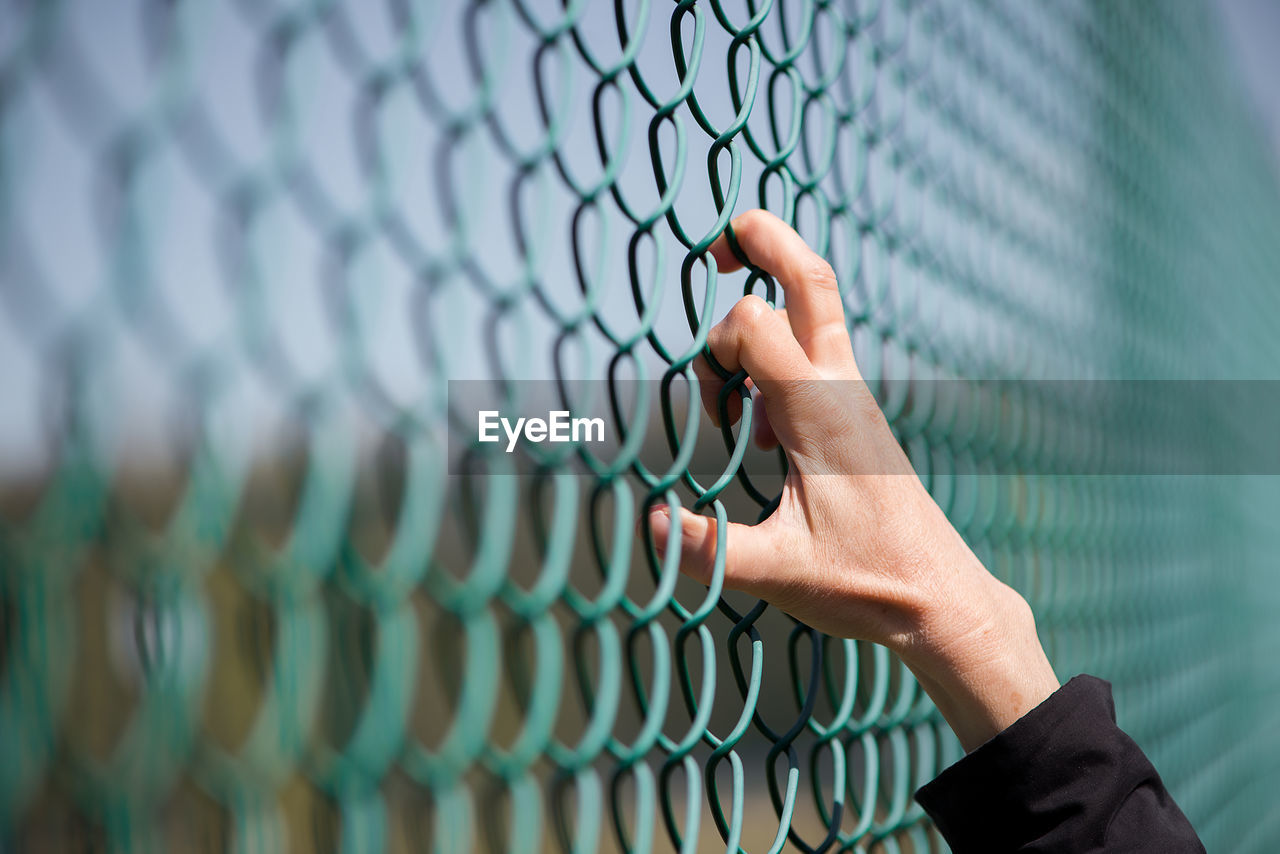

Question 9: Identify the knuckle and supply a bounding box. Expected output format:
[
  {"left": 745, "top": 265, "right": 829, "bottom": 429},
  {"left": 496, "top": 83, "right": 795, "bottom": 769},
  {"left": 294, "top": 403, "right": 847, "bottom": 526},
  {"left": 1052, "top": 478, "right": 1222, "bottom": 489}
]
[
  {"left": 735, "top": 208, "right": 772, "bottom": 235},
  {"left": 806, "top": 257, "right": 839, "bottom": 291},
  {"left": 727, "top": 294, "right": 771, "bottom": 331},
  {"left": 810, "top": 322, "right": 851, "bottom": 350}
]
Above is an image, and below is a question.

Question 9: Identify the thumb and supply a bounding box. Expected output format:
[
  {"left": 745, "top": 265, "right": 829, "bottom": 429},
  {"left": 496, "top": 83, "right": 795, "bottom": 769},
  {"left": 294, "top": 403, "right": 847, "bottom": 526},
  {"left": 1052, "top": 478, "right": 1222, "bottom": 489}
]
[{"left": 646, "top": 505, "right": 789, "bottom": 599}]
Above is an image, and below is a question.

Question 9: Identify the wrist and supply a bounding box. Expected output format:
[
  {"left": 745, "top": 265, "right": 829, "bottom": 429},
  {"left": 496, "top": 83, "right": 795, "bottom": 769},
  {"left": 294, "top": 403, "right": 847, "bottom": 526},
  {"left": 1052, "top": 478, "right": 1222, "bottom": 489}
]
[{"left": 895, "top": 569, "right": 1060, "bottom": 751}]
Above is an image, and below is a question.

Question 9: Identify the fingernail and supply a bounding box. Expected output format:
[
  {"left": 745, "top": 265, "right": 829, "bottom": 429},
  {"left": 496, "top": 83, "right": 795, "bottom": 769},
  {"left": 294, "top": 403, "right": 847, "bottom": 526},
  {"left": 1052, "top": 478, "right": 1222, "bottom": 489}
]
[{"left": 646, "top": 505, "right": 671, "bottom": 551}]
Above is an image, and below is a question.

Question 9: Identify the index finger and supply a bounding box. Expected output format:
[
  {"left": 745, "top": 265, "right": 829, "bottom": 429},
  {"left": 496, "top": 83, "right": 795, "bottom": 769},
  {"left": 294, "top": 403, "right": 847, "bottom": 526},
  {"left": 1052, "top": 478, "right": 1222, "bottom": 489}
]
[{"left": 710, "top": 210, "right": 857, "bottom": 376}]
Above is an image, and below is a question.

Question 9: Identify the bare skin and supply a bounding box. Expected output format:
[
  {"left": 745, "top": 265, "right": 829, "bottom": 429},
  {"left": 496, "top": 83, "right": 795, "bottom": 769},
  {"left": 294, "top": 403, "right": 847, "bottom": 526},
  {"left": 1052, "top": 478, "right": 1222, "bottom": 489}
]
[{"left": 647, "top": 209, "right": 1060, "bottom": 752}]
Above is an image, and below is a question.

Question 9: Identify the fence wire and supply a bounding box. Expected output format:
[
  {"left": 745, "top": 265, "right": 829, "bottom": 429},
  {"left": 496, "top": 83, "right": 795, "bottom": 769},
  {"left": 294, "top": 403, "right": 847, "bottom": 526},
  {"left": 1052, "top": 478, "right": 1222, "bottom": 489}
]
[{"left": 2, "top": 0, "right": 1280, "bottom": 852}]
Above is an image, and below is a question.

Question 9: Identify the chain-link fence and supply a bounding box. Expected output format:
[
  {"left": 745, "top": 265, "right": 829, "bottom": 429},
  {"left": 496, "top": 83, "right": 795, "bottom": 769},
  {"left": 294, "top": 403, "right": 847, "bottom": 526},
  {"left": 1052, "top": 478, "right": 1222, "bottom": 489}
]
[{"left": 2, "top": 0, "right": 1280, "bottom": 851}]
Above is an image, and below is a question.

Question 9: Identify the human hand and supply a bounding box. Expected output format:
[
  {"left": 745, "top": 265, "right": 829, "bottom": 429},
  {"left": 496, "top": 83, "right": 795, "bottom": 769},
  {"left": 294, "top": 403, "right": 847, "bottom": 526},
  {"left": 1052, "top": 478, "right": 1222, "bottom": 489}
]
[{"left": 647, "top": 210, "right": 1060, "bottom": 751}]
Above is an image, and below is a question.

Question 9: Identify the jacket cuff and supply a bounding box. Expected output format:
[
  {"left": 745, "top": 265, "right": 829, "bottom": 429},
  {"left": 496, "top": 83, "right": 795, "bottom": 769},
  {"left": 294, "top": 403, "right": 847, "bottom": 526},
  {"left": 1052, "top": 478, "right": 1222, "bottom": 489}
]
[{"left": 913, "top": 674, "right": 1117, "bottom": 852}]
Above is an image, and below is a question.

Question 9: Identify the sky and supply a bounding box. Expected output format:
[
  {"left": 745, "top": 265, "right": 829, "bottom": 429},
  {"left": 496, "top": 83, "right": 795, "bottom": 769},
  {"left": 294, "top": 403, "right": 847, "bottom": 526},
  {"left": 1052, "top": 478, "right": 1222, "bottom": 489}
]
[{"left": 1216, "top": 0, "right": 1280, "bottom": 177}]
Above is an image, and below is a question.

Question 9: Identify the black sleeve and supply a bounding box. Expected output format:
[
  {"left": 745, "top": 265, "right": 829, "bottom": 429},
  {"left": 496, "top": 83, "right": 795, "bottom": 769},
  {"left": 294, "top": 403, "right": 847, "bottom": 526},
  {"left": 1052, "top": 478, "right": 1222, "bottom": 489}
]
[{"left": 914, "top": 674, "right": 1205, "bottom": 853}]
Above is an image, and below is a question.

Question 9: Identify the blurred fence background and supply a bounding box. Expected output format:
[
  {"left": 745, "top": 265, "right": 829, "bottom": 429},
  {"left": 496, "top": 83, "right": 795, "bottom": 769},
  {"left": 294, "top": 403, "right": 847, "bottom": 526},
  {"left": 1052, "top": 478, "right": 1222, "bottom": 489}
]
[{"left": 2, "top": 0, "right": 1280, "bottom": 851}]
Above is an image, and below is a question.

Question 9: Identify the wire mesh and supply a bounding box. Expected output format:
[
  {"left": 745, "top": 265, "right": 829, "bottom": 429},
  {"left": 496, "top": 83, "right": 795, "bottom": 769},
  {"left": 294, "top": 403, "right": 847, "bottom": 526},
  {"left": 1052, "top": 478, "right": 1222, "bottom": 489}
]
[{"left": 2, "top": 0, "right": 1280, "bottom": 852}]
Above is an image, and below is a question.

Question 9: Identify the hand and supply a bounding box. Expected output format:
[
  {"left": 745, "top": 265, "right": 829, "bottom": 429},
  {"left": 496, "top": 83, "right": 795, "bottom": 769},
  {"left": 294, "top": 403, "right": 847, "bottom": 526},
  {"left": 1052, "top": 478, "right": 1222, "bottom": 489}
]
[{"left": 647, "top": 210, "right": 1060, "bottom": 751}]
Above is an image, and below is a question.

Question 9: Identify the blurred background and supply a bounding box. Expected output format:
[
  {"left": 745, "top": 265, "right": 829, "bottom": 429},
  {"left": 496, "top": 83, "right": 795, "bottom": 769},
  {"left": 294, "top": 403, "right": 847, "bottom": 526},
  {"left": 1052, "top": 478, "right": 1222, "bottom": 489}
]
[{"left": 2, "top": 0, "right": 1280, "bottom": 852}]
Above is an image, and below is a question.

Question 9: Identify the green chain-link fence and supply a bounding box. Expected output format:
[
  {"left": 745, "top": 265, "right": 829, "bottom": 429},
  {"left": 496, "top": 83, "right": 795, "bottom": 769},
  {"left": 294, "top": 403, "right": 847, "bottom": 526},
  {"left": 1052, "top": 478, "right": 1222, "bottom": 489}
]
[{"left": 3, "top": 0, "right": 1280, "bottom": 851}]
